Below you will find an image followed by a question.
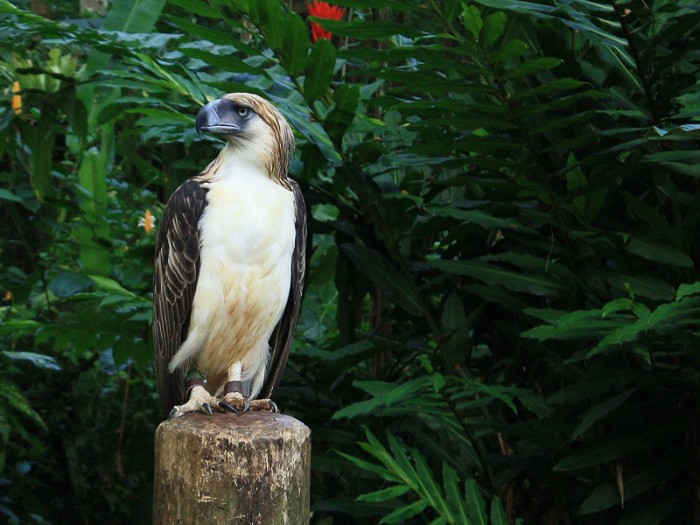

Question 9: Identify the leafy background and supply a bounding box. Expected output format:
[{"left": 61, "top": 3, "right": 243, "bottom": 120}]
[{"left": 1, "top": 0, "right": 699, "bottom": 523}]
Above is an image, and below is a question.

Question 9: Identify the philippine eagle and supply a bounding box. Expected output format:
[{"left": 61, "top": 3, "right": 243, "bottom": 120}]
[{"left": 153, "top": 93, "right": 306, "bottom": 418}]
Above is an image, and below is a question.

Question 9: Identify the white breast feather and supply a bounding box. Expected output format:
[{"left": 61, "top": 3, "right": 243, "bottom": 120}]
[{"left": 168, "top": 150, "right": 296, "bottom": 399}]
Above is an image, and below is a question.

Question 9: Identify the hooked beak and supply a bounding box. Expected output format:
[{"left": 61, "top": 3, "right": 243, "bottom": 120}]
[{"left": 195, "top": 99, "right": 241, "bottom": 135}]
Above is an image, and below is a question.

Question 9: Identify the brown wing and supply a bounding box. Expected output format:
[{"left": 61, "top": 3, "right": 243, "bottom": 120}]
[
  {"left": 260, "top": 180, "right": 307, "bottom": 399},
  {"left": 153, "top": 179, "right": 208, "bottom": 418}
]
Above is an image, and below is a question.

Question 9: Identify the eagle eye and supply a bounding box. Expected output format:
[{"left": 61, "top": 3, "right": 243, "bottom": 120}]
[{"left": 237, "top": 106, "right": 250, "bottom": 118}]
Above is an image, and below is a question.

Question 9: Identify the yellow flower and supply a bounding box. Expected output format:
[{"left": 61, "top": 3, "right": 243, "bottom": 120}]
[
  {"left": 4, "top": 291, "right": 12, "bottom": 301},
  {"left": 138, "top": 209, "right": 156, "bottom": 233},
  {"left": 12, "top": 81, "right": 22, "bottom": 115}
]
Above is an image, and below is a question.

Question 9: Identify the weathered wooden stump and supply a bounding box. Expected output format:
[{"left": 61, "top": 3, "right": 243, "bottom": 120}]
[{"left": 153, "top": 411, "right": 311, "bottom": 525}]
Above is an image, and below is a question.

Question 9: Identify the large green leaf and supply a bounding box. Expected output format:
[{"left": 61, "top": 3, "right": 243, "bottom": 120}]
[
  {"left": 81, "top": 0, "right": 167, "bottom": 97},
  {"left": 249, "top": 0, "right": 284, "bottom": 49},
  {"left": 580, "top": 453, "right": 686, "bottom": 514},
  {"left": 76, "top": 149, "right": 111, "bottom": 276},
  {"left": 431, "top": 259, "right": 566, "bottom": 298},
  {"left": 357, "top": 484, "right": 410, "bottom": 502},
  {"left": 547, "top": 370, "right": 644, "bottom": 405},
  {"left": 502, "top": 57, "right": 562, "bottom": 79},
  {"left": 103, "top": 0, "right": 167, "bottom": 31},
  {"left": 0, "top": 380, "right": 47, "bottom": 432},
  {"left": 49, "top": 271, "right": 93, "bottom": 298},
  {"left": 379, "top": 500, "right": 428, "bottom": 524},
  {"left": 325, "top": 84, "right": 360, "bottom": 147},
  {"left": 278, "top": 11, "right": 309, "bottom": 76},
  {"left": 333, "top": 377, "right": 434, "bottom": 420},
  {"left": 3, "top": 352, "right": 61, "bottom": 372},
  {"left": 489, "top": 497, "right": 510, "bottom": 525},
  {"left": 587, "top": 295, "right": 700, "bottom": 357},
  {"left": 617, "top": 495, "right": 686, "bottom": 525},
  {"left": 23, "top": 115, "right": 55, "bottom": 201},
  {"left": 554, "top": 424, "right": 681, "bottom": 471},
  {"left": 340, "top": 243, "right": 423, "bottom": 316},
  {"left": 481, "top": 11, "right": 505, "bottom": 45},
  {"left": 465, "top": 478, "right": 487, "bottom": 525},
  {"left": 427, "top": 205, "right": 528, "bottom": 232},
  {"left": 303, "top": 38, "right": 337, "bottom": 102},
  {"left": 462, "top": 5, "right": 483, "bottom": 41},
  {"left": 522, "top": 310, "right": 626, "bottom": 342},
  {"left": 677, "top": 281, "right": 700, "bottom": 300},
  {"left": 571, "top": 389, "right": 636, "bottom": 439},
  {"left": 179, "top": 48, "right": 264, "bottom": 77},
  {"left": 443, "top": 464, "right": 469, "bottom": 524},
  {"left": 624, "top": 235, "right": 693, "bottom": 268}
]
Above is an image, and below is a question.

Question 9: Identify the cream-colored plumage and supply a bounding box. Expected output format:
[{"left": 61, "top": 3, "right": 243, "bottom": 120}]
[{"left": 169, "top": 145, "right": 296, "bottom": 399}]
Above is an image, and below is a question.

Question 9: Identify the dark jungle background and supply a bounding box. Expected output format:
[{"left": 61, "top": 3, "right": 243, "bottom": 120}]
[{"left": 1, "top": 0, "right": 699, "bottom": 523}]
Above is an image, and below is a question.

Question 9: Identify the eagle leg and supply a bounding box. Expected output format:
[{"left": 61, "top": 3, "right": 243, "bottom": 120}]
[
  {"left": 169, "top": 385, "right": 221, "bottom": 418},
  {"left": 219, "top": 380, "right": 250, "bottom": 413},
  {"left": 220, "top": 361, "right": 251, "bottom": 413},
  {"left": 217, "top": 362, "right": 278, "bottom": 413}
]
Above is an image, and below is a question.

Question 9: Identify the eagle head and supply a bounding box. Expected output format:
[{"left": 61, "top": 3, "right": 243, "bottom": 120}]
[{"left": 196, "top": 93, "right": 294, "bottom": 182}]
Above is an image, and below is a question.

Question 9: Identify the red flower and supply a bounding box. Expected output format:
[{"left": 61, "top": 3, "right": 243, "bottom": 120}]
[{"left": 308, "top": 1, "right": 345, "bottom": 43}]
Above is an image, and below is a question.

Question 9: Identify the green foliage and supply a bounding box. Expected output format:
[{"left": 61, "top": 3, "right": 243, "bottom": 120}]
[
  {"left": 1, "top": 0, "right": 699, "bottom": 523},
  {"left": 339, "top": 429, "right": 511, "bottom": 525}
]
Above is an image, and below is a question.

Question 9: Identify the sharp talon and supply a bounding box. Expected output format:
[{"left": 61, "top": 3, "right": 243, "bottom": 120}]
[
  {"left": 219, "top": 401, "right": 239, "bottom": 414},
  {"left": 269, "top": 400, "right": 279, "bottom": 413},
  {"left": 169, "top": 407, "right": 178, "bottom": 418},
  {"left": 202, "top": 402, "right": 213, "bottom": 415},
  {"left": 221, "top": 391, "right": 250, "bottom": 413}
]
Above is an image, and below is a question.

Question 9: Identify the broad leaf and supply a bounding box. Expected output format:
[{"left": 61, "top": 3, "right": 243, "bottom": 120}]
[
  {"left": 304, "top": 38, "right": 336, "bottom": 102},
  {"left": 341, "top": 244, "right": 423, "bottom": 316}
]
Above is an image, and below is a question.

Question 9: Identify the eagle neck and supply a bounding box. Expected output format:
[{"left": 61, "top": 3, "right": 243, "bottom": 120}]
[{"left": 209, "top": 143, "right": 275, "bottom": 183}]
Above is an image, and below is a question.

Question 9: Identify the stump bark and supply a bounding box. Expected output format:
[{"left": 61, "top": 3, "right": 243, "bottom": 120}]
[{"left": 153, "top": 411, "right": 310, "bottom": 525}]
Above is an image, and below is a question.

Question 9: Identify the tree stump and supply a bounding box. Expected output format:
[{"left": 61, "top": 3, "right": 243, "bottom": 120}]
[{"left": 153, "top": 411, "right": 311, "bottom": 525}]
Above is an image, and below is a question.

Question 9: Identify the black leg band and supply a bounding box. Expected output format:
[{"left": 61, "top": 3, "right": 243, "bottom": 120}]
[
  {"left": 186, "top": 376, "right": 205, "bottom": 390},
  {"left": 225, "top": 380, "right": 243, "bottom": 394},
  {"left": 185, "top": 370, "right": 207, "bottom": 397}
]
